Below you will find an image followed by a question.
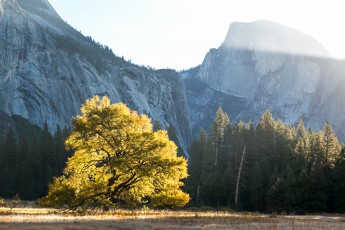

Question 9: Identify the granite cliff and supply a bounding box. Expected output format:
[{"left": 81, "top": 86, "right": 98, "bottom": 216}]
[
  {"left": 185, "top": 21, "right": 345, "bottom": 139},
  {"left": 0, "top": 0, "right": 192, "bottom": 151}
]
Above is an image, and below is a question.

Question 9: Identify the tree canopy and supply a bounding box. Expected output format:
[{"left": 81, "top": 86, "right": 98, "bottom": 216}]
[
  {"left": 39, "top": 96, "right": 189, "bottom": 209},
  {"left": 186, "top": 108, "right": 344, "bottom": 213}
]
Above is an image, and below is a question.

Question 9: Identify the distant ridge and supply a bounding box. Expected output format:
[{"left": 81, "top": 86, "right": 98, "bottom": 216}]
[
  {"left": 222, "top": 20, "right": 331, "bottom": 58},
  {"left": 185, "top": 20, "right": 345, "bottom": 140}
]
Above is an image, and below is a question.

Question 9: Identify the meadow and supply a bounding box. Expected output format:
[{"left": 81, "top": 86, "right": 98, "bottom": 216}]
[{"left": 1, "top": 204, "right": 345, "bottom": 230}]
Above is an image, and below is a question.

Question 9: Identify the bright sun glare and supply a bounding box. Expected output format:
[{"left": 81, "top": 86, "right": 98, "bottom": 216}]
[{"left": 48, "top": 0, "right": 345, "bottom": 70}]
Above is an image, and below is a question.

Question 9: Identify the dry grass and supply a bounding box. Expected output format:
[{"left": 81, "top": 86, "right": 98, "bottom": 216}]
[{"left": 0, "top": 207, "right": 345, "bottom": 229}]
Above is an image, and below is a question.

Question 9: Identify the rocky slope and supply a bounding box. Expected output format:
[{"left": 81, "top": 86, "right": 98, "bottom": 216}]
[
  {"left": 185, "top": 20, "right": 345, "bottom": 139},
  {"left": 0, "top": 0, "right": 192, "bottom": 150}
]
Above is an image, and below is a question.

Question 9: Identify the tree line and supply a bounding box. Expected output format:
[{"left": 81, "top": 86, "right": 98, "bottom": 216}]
[
  {"left": 54, "top": 34, "right": 129, "bottom": 73},
  {"left": 185, "top": 108, "right": 345, "bottom": 213},
  {"left": 0, "top": 122, "right": 71, "bottom": 200},
  {"left": 1, "top": 107, "right": 345, "bottom": 213}
]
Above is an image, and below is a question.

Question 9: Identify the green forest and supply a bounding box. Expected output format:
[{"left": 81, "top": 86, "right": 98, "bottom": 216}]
[
  {"left": 185, "top": 108, "right": 345, "bottom": 213},
  {"left": 0, "top": 108, "right": 345, "bottom": 213},
  {"left": 0, "top": 121, "right": 71, "bottom": 200}
]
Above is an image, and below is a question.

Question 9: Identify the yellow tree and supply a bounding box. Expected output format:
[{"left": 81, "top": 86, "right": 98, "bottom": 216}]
[{"left": 39, "top": 96, "right": 189, "bottom": 209}]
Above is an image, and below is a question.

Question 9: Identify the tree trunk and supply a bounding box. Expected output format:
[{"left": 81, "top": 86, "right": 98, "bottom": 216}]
[{"left": 235, "top": 145, "right": 246, "bottom": 206}]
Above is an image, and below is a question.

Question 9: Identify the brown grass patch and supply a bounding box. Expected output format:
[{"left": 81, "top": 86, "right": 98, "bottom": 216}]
[{"left": 0, "top": 207, "right": 344, "bottom": 229}]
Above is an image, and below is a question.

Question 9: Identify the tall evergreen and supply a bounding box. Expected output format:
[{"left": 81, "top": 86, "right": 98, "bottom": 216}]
[
  {"left": 250, "top": 161, "right": 266, "bottom": 211},
  {"left": 167, "top": 126, "right": 184, "bottom": 157},
  {"left": 223, "top": 162, "right": 236, "bottom": 207},
  {"left": 185, "top": 109, "right": 344, "bottom": 213},
  {"left": 283, "top": 164, "right": 297, "bottom": 212},
  {"left": 15, "top": 137, "right": 35, "bottom": 199},
  {"left": 295, "top": 167, "right": 310, "bottom": 213},
  {"left": 186, "top": 129, "right": 208, "bottom": 206},
  {"left": 2, "top": 126, "right": 17, "bottom": 168},
  {"left": 230, "top": 121, "right": 245, "bottom": 175},
  {"left": 0, "top": 118, "right": 71, "bottom": 200},
  {"left": 266, "top": 166, "right": 286, "bottom": 212},
  {"left": 255, "top": 111, "right": 277, "bottom": 171},
  {"left": 323, "top": 121, "right": 341, "bottom": 167},
  {"left": 294, "top": 120, "right": 310, "bottom": 171},
  {"left": 308, "top": 161, "right": 327, "bottom": 211},
  {"left": 0, "top": 131, "right": 3, "bottom": 166},
  {"left": 310, "top": 131, "right": 326, "bottom": 167},
  {"left": 2, "top": 166, "right": 16, "bottom": 197},
  {"left": 0, "top": 133, "right": 3, "bottom": 195},
  {"left": 210, "top": 107, "right": 229, "bottom": 167},
  {"left": 332, "top": 147, "right": 345, "bottom": 212},
  {"left": 54, "top": 125, "right": 67, "bottom": 175},
  {"left": 1, "top": 127, "right": 17, "bottom": 197}
]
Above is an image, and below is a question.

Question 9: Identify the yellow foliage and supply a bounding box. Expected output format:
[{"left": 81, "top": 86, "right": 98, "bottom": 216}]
[{"left": 41, "top": 96, "right": 189, "bottom": 209}]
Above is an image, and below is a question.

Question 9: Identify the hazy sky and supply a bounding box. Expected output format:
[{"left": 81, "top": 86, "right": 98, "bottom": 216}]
[{"left": 48, "top": 0, "right": 345, "bottom": 70}]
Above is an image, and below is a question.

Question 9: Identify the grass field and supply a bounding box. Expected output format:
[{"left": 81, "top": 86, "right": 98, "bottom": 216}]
[{"left": 1, "top": 206, "right": 345, "bottom": 229}]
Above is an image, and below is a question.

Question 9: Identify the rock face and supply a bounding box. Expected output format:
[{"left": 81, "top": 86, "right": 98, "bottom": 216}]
[
  {"left": 183, "top": 74, "right": 248, "bottom": 136},
  {"left": 186, "top": 20, "right": 345, "bottom": 139},
  {"left": 0, "top": 0, "right": 192, "bottom": 150}
]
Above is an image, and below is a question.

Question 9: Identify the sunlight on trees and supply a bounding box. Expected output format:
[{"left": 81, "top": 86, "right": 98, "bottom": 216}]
[
  {"left": 186, "top": 108, "right": 344, "bottom": 213},
  {"left": 39, "top": 96, "right": 189, "bottom": 210}
]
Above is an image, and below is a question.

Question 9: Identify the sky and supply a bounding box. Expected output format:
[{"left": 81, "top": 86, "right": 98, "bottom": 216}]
[{"left": 48, "top": 0, "right": 345, "bottom": 70}]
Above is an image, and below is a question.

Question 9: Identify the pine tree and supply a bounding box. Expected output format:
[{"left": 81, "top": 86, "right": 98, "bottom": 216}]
[
  {"left": 295, "top": 167, "right": 310, "bottom": 213},
  {"left": 211, "top": 107, "right": 229, "bottom": 167},
  {"left": 230, "top": 121, "right": 245, "bottom": 175},
  {"left": 308, "top": 161, "right": 327, "bottom": 211},
  {"left": 255, "top": 111, "right": 277, "bottom": 171},
  {"left": 296, "top": 120, "right": 307, "bottom": 140},
  {"left": 243, "top": 120, "right": 256, "bottom": 163},
  {"left": 310, "top": 131, "right": 326, "bottom": 167},
  {"left": 186, "top": 129, "right": 207, "bottom": 205},
  {"left": 266, "top": 173, "right": 286, "bottom": 212},
  {"left": 323, "top": 121, "right": 341, "bottom": 167},
  {"left": 0, "top": 127, "right": 17, "bottom": 198},
  {"left": 223, "top": 124, "right": 232, "bottom": 168},
  {"left": 31, "top": 134, "right": 45, "bottom": 197},
  {"left": 15, "top": 136, "right": 29, "bottom": 197},
  {"left": 294, "top": 121, "right": 310, "bottom": 171},
  {"left": 167, "top": 126, "right": 184, "bottom": 157},
  {"left": 18, "top": 160, "right": 35, "bottom": 200},
  {"left": 15, "top": 137, "right": 35, "bottom": 199},
  {"left": 2, "top": 166, "right": 16, "bottom": 198},
  {"left": 283, "top": 164, "right": 297, "bottom": 212},
  {"left": 332, "top": 147, "right": 345, "bottom": 212},
  {"left": 0, "top": 131, "right": 3, "bottom": 165},
  {"left": 202, "top": 169, "right": 225, "bottom": 207},
  {"left": 2, "top": 126, "right": 17, "bottom": 168},
  {"left": 183, "top": 110, "right": 344, "bottom": 213},
  {"left": 40, "top": 122, "right": 56, "bottom": 194},
  {"left": 0, "top": 132, "right": 3, "bottom": 195},
  {"left": 249, "top": 161, "right": 266, "bottom": 211},
  {"left": 239, "top": 121, "right": 256, "bottom": 210},
  {"left": 54, "top": 126, "right": 67, "bottom": 175},
  {"left": 223, "top": 162, "right": 236, "bottom": 207}
]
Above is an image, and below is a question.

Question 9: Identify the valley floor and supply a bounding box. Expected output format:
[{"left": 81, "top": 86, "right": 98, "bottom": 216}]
[{"left": 0, "top": 207, "right": 344, "bottom": 229}]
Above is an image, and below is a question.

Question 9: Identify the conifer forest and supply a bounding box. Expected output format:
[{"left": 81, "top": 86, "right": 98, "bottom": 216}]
[
  {"left": 1, "top": 108, "right": 345, "bottom": 213},
  {"left": 185, "top": 108, "right": 345, "bottom": 213}
]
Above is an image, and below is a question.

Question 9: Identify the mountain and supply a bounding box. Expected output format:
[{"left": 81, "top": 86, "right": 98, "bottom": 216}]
[
  {"left": 0, "top": 0, "right": 192, "bottom": 151},
  {"left": 222, "top": 20, "right": 331, "bottom": 58},
  {"left": 185, "top": 20, "right": 345, "bottom": 139},
  {"left": 2, "top": 0, "right": 345, "bottom": 153}
]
